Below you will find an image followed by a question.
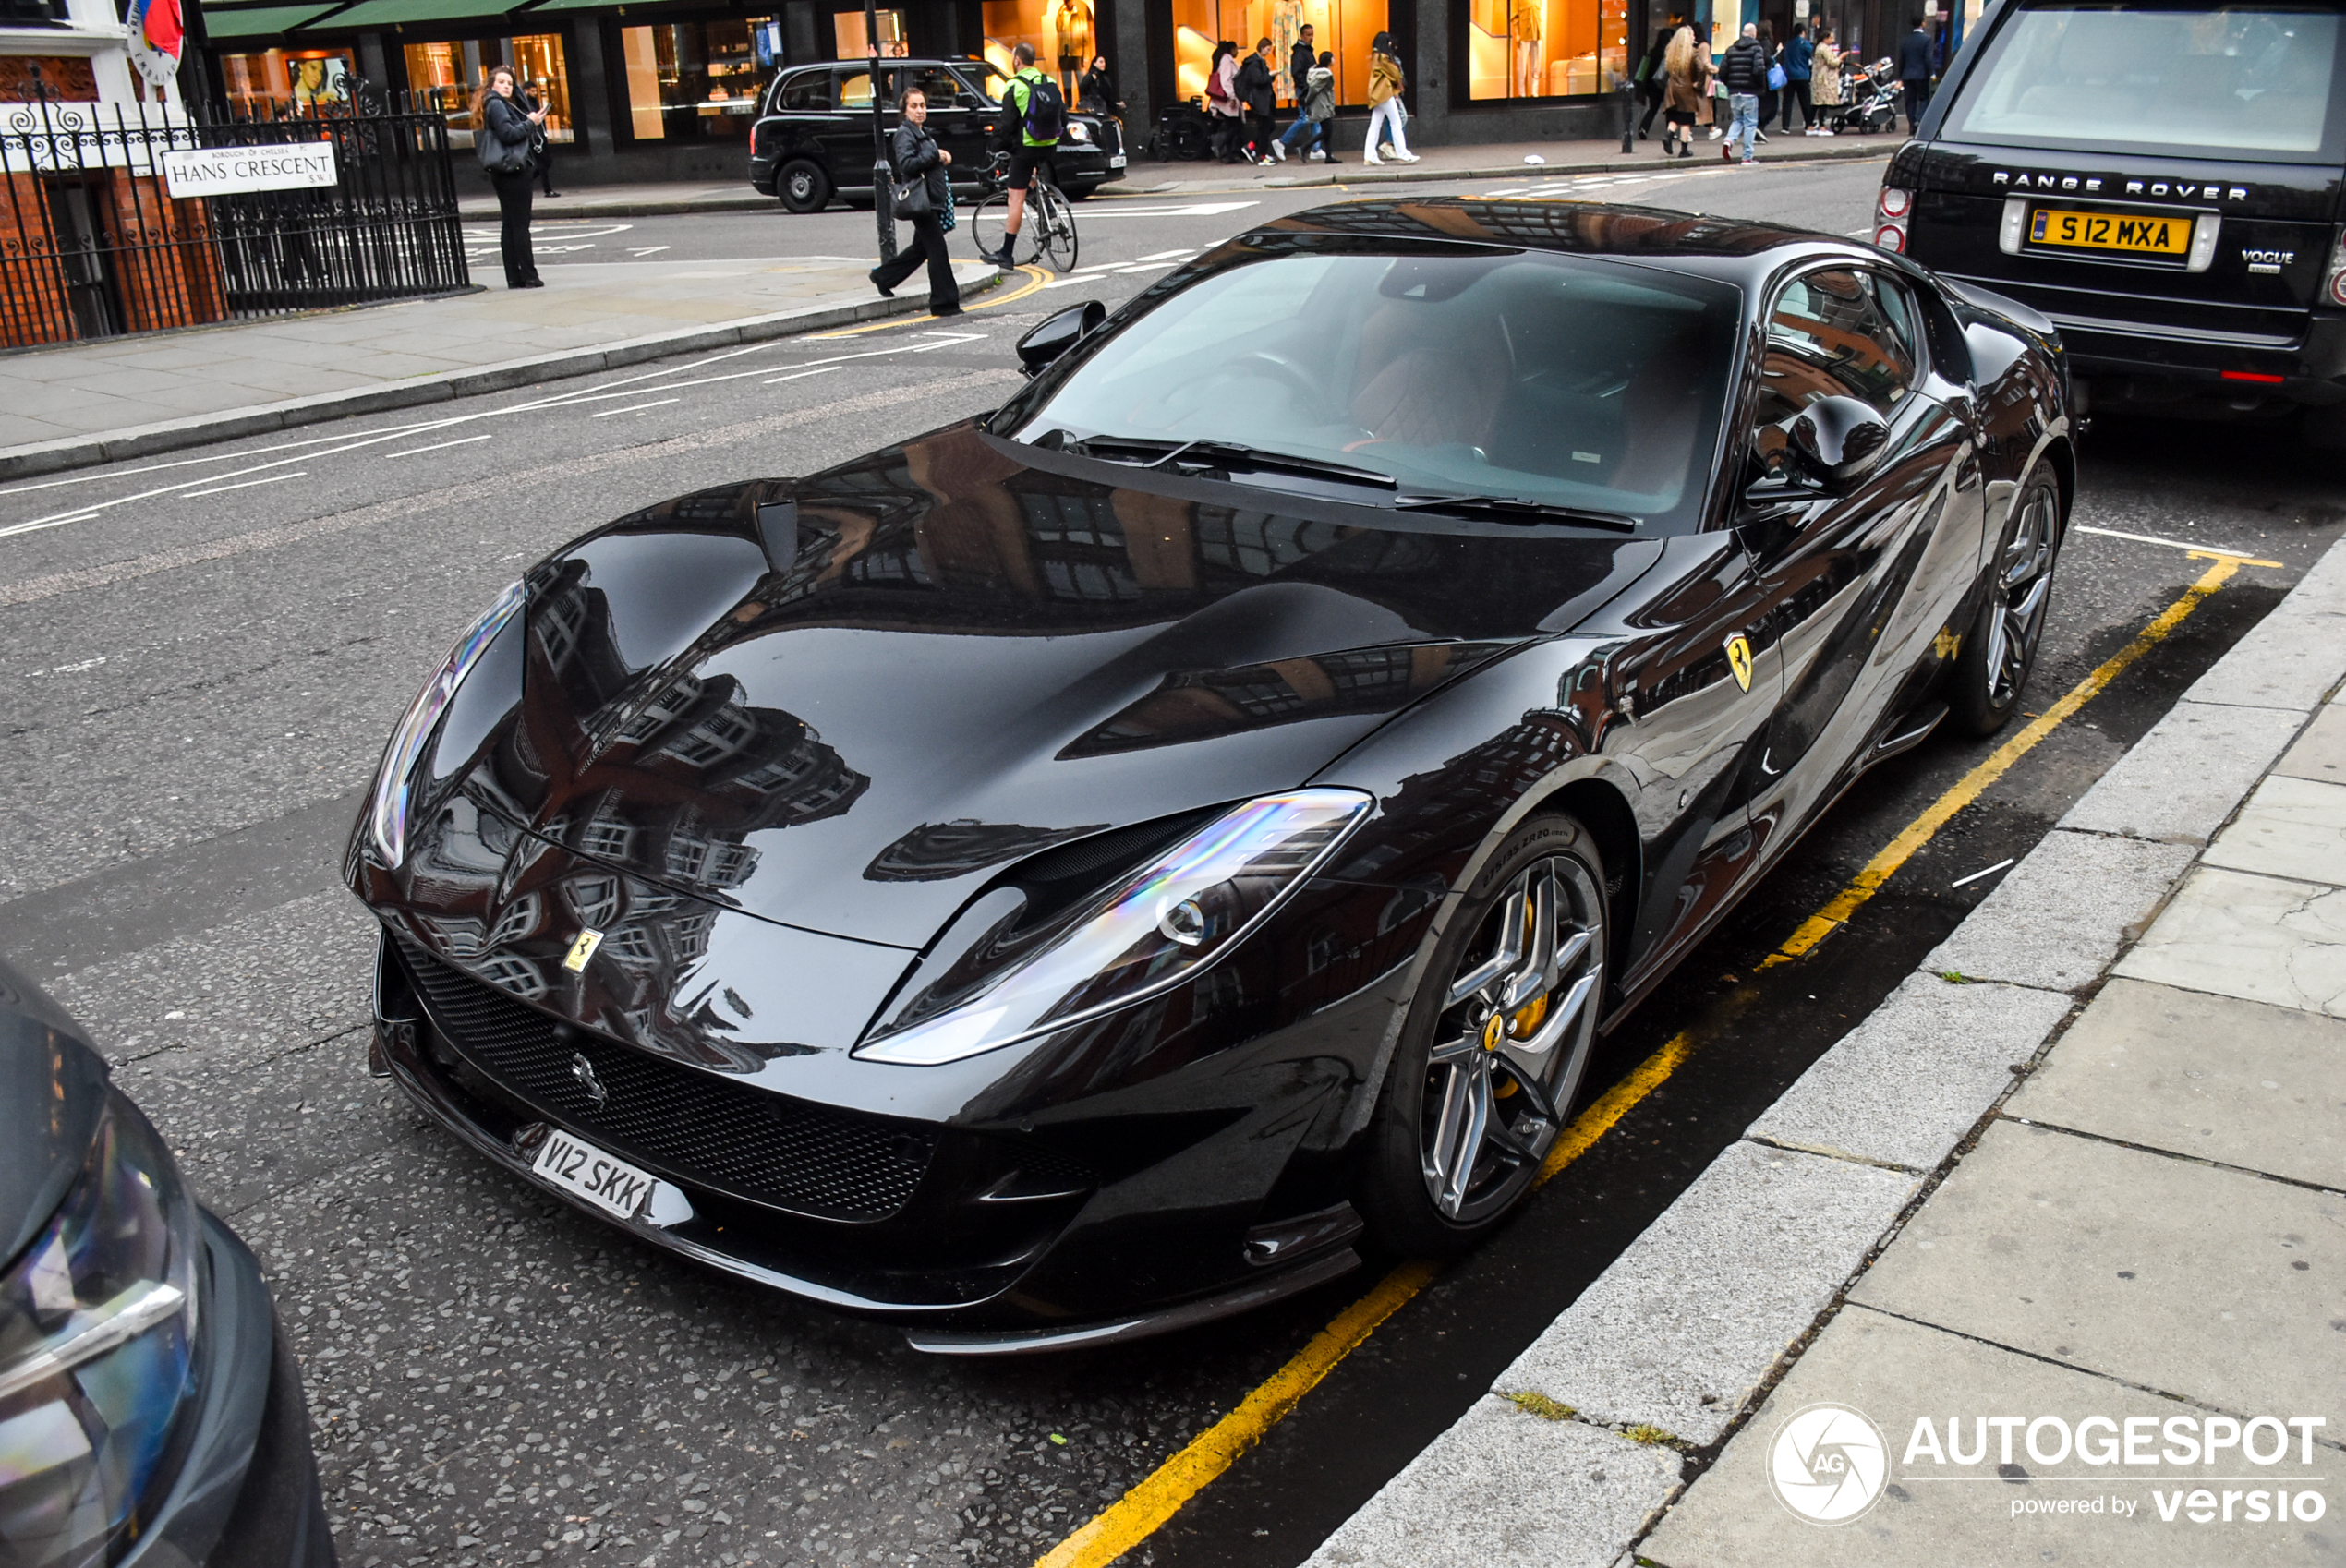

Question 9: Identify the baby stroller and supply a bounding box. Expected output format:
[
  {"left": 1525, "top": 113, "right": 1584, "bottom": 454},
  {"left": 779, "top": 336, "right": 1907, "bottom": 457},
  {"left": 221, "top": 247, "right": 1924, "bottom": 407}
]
[
  {"left": 1830, "top": 57, "right": 1900, "bottom": 134},
  {"left": 1147, "top": 98, "right": 1215, "bottom": 161}
]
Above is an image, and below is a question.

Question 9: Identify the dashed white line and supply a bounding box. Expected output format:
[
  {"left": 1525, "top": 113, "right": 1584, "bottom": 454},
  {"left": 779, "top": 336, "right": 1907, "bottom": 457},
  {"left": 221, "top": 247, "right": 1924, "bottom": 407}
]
[
  {"left": 1132, "top": 248, "right": 1196, "bottom": 262},
  {"left": 184, "top": 471, "right": 308, "bottom": 498}
]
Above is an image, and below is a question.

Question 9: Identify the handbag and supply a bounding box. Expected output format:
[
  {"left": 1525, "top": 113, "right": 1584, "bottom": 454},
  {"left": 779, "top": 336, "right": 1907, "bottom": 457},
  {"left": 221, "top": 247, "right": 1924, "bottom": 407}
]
[
  {"left": 477, "top": 103, "right": 532, "bottom": 175},
  {"left": 890, "top": 174, "right": 933, "bottom": 219},
  {"left": 1767, "top": 62, "right": 1789, "bottom": 90}
]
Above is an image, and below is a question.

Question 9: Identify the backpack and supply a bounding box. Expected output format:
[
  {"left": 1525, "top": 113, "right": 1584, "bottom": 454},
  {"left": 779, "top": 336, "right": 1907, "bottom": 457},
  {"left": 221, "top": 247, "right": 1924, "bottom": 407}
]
[{"left": 1016, "top": 71, "right": 1066, "bottom": 141}]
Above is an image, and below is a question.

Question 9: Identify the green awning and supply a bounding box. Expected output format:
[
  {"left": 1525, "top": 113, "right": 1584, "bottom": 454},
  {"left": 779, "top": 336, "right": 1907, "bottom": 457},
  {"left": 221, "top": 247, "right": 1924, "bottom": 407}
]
[
  {"left": 515, "top": 0, "right": 615, "bottom": 11},
  {"left": 300, "top": 0, "right": 525, "bottom": 27},
  {"left": 203, "top": 5, "right": 343, "bottom": 37}
]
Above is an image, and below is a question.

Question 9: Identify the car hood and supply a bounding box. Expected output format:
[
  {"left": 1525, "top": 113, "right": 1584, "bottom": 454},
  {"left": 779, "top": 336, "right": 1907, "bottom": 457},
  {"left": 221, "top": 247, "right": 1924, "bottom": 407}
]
[
  {"left": 0, "top": 955, "right": 109, "bottom": 1269},
  {"left": 435, "top": 420, "right": 1664, "bottom": 950}
]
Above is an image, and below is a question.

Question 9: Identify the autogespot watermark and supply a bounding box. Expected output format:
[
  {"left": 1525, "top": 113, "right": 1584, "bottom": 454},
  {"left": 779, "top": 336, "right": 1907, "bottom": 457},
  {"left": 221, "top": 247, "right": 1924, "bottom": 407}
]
[{"left": 1767, "top": 1405, "right": 2329, "bottom": 1528}]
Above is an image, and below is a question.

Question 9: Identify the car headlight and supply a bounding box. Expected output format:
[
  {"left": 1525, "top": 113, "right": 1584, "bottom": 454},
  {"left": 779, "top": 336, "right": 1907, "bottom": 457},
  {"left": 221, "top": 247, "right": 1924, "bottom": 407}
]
[
  {"left": 1065, "top": 121, "right": 1091, "bottom": 143},
  {"left": 857, "top": 789, "right": 1372, "bottom": 1065},
  {"left": 364, "top": 580, "right": 526, "bottom": 868},
  {"left": 0, "top": 1094, "right": 200, "bottom": 1568}
]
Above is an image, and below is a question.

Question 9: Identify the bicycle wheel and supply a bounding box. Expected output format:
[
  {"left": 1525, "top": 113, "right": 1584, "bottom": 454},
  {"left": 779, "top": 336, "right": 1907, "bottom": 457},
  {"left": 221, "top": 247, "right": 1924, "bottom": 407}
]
[
  {"left": 1035, "top": 183, "right": 1079, "bottom": 273},
  {"left": 968, "top": 191, "right": 1008, "bottom": 263}
]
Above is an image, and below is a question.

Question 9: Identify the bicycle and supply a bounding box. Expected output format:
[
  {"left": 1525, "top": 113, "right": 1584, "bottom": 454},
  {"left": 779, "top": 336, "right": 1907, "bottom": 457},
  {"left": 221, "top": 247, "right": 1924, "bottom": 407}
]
[{"left": 969, "top": 153, "right": 1079, "bottom": 274}]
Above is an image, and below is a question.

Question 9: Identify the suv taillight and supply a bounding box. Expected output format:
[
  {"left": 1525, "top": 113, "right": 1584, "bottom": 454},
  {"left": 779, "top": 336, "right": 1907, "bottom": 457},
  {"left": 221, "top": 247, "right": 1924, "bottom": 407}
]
[
  {"left": 2328, "top": 226, "right": 2346, "bottom": 307},
  {"left": 1875, "top": 187, "right": 1911, "bottom": 253}
]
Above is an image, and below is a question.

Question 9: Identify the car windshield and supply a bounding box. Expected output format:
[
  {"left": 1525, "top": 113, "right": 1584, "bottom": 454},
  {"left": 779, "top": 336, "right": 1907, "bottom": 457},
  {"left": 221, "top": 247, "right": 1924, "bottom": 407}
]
[
  {"left": 965, "top": 63, "right": 1010, "bottom": 104},
  {"left": 1944, "top": 0, "right": 2345, "bottom": 160},
  {"left": 1003, "top": 250, "right": 1739, "bottom": 532}
]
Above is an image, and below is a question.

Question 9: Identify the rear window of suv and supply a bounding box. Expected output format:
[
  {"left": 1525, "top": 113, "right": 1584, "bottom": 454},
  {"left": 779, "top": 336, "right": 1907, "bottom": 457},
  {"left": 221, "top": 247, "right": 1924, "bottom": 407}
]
[{"left": 1943, "top": 0, "right": 2346, "bottom": 162}]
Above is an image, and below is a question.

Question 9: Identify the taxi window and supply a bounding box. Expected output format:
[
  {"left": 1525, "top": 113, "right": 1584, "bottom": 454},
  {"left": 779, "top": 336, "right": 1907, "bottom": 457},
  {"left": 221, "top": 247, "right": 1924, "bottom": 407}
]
[
  {"left": 839, "top": 67, "right": 874, "bottom": 110},
  {"left": 777, "top": 72, "right": 832, "bottom": 112},
  {"left": 902, "top": 66, "right": 969, "bottom": 107}
]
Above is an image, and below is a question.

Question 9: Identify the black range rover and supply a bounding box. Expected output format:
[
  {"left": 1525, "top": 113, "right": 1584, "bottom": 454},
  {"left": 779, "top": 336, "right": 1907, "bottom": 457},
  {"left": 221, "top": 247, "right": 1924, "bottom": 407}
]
[
  {"left": 1878, "top": 0, "right": 2346, "bottom": 441},
  {"left": 748, "top": 57, "right": 1127, "bottom": 213}
]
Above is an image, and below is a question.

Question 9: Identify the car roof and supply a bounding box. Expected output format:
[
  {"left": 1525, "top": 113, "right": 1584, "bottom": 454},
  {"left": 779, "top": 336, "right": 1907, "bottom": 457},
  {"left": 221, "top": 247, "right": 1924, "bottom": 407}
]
[
  {"left": 1263, "top": 198, "right": 1868, "bottom": 284},
  {"left": 787, "top": 57, "right": 989, "bottom": 74}
]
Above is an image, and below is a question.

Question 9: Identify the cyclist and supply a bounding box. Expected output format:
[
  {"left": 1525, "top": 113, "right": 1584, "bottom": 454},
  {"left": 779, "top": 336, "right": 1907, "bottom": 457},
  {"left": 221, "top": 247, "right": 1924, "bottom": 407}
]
[{"left": 986, "top": 41, "right": 1063, "bottom": 268}]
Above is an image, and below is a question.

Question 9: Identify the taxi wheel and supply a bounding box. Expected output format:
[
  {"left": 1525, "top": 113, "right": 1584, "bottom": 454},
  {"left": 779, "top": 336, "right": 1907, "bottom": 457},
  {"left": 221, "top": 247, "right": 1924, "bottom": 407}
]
[
  {"left": 1356, "top": 814, "right": 1607, "bottom": 1259},
  {"left": 779, "top": 160, "right": 831, "bottom": 214}
]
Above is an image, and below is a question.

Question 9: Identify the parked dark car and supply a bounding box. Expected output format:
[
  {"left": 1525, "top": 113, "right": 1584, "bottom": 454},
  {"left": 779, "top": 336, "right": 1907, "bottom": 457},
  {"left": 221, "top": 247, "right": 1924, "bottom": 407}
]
[
  {"left": 0, "top": 957, "right": 334, "bottom": 1567},
  {"left": 1881, "top": 0, "right": 2346, "bottom": 440},
  {"left": 749, "top": 57, "right": 1127, "bottom": 212},
  {"left": 348, "top": 199, "right": 2073, "bottom": 1353}
]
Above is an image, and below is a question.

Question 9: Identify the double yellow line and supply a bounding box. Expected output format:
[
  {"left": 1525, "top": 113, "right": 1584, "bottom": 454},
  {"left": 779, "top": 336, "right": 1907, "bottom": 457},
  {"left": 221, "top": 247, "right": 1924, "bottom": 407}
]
[
  {"left": 1034, "top": 552, "right": 2255, "bottom": 1568},
  {"left": 813, "top": 263, "right": 1051, "bottom": 339}
]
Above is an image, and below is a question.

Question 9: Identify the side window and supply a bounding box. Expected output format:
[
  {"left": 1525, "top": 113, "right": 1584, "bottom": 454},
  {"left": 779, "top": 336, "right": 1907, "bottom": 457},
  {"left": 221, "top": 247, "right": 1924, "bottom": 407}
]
[
  {"left": 838, "top": 67, "right": 874, "bottom": 110},
  {"left": 778, "top": 72, "right": 832, "bottom": 112},
  {"left": 906, "top": 67, "right": 966, "bottom": 107},
  {"left": 1749, "top": 268, "right": 1920, "bottom": 472}
]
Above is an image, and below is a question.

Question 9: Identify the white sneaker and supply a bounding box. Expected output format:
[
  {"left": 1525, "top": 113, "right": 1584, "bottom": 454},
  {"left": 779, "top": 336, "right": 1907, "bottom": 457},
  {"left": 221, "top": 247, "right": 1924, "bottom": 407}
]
[
  {"left": 1271, "top": 141, "right": 1287, "bottom": 162},
  {"left": 1754, "top": 129, "right": 1769, "bottom": 142},
  {"left": 1363, "top": 150, "right": 1383, "bottom": 163},
  {"left": 1708, "top": 127, "right": 1723, "bottom": 139},
  {"left": 1398, "top": 151, "right": 1420, "bottom": 163}
]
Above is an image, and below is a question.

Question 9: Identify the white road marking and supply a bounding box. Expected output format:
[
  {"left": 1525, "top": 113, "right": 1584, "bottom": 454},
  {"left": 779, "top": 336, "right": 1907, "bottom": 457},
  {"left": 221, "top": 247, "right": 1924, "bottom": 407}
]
[
  {"left": 383, "top": 434, "right": 496, "bottom": 459},
  {"left": 764, "top": 366, "right": 844, "bottom": 385},
  {"left": 0, "top": 513, "right": 96, "bottom": 539},
  {"left": 590, "top": 399, "right": 681, "bottom": 417},
  {"left": 2074, "top": 524, "right": 2269, "bottom": 560},
  {"left": 0, "top": 420, "right": 458, "bottom": 498},
  {"left": 183, "top": 471, "right": 308, "bottom": 499},
  {"left": 1115, "top": 262, "right": 1179, "bottom": 273},
  {"left": 1132, "top": 248, "right": 1196, "bottom": 262},
  {"left": 627, "top": 246, "right": 672, "bottom": 257},
  {"left": 1082, "top": 200, "right": 1258, "bottom": 217}
]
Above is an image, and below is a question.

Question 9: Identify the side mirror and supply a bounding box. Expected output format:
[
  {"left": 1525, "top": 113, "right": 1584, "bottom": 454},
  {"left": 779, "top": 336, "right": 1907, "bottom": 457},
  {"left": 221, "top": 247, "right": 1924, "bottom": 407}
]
[
  {"left": 1015, "top": 299, "right": 1106, "bottom": 377},
  {"left": 1788, "top": 395, "right": 1891, "bottom": 483}
]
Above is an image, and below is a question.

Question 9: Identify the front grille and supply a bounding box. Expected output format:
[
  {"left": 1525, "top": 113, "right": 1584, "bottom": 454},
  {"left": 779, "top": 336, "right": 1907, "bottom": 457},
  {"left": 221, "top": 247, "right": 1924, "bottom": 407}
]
[{"left": 396, "top": 940, "right": 936, "bottom": 1223}]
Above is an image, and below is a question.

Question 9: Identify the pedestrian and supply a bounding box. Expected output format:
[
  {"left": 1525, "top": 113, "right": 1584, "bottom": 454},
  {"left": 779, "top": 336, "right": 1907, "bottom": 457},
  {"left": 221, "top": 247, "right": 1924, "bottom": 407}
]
[
  {"left": 868, "top": 84, "right": 961, "bottom": 316},
  {"left": 1808, "top": 28, "right": 1844, "bottom": 133},
  {"left": 1277, "top": 49, "right": 1337, "bottom": 162},
  {"left": 1364, "top": 31, "right": 1417, "bottom": 163},
  {"left": 1660, "top": 25, "right": 1707, "bottom": 158},
  {"left": 525, "top": 78, "right": 560, "bottom": 196},
  {"left": 1719, "top": 21, "right": 1767, "bottom": 163},
  {"left": 1897, "top": 17, "right": 1935, "bottom": 130},
  {"left": 1288, "top": 21, "right": 1316, "bottom": 119},
  {"left": 1635, "top": 14, "right": 1680, "bottom": 139},
  {"left": 473, "top": 66, "right": 544, "bottom": 289},
  {"left": 983, "top": 41, "right": 1060, "bottom": 268},
  {"left": 1699, "top": 35, "right": 1723, "bottom": 139},
  {"left": 1077, "top": 54, "right": 1119, "bottom": 114},
  {"left": 1205, "top": 41, "right": 1242, "bottom": 161},
  {"left": 1754, "top": 19, "right": 1779, "bottom": 139},
  {"left": 1783, "top": 23, "right": 1814, "bottom": 132},
  {"left": 1237, "top": 37, "right": 1276, "bottom": 162}
]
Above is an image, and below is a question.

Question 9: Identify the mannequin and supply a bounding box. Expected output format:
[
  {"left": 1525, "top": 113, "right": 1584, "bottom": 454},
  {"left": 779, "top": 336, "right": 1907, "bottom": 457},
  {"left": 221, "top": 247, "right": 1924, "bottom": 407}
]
[
  {"left": 1054, "top": 0, "right": 1094, "bottom": 92},
  {"left": 1510, "top": 0, "right": 1543, "bottom": 96},
  {"left": 1271, "top": 0, "right": 1305, "bottom": 101}
]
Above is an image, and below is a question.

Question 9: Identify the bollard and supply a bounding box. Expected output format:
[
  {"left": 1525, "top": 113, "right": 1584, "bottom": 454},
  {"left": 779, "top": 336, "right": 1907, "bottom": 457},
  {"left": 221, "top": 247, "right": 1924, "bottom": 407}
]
[{"left": 1619, "top": 75, "right": 1636, "bottom": 152}]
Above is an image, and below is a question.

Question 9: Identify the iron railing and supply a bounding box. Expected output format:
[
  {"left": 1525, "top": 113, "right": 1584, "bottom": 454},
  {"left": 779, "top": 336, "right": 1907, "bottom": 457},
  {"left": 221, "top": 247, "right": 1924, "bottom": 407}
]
[{"left": 1, "top": 73, "right": 469, "bottom": 349}]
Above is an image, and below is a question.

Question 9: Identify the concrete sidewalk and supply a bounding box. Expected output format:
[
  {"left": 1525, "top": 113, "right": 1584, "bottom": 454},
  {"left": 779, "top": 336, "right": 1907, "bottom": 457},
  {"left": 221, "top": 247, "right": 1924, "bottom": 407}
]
[
  {"left": 469, "top": 131, "right": 1901, "bottom": 219},
  {"left": 0, "top": 255, "right": 996, "bottom": 481},
  {"left": 1310, "top": 538, "right": 2346, "bottom": 1568}
]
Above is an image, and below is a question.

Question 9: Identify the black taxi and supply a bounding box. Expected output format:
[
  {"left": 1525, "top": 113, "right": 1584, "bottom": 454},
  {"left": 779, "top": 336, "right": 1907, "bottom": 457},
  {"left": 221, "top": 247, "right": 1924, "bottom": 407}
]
[
  {"left": 1876, "top": 0, "right": 2346, "bottom": 443},
  {"left": 748, "top": 57, "right": 1126, "bottom": 213}
]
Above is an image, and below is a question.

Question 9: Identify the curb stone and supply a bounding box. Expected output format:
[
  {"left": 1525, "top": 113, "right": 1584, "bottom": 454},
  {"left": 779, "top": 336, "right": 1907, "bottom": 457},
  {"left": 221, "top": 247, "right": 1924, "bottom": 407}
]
[
  {"left": 0, "top": 265, "right": 1002, "bottom": 483},
  {"left": 1301, "top": 533, "right": 2346, "bottom": 1568}
]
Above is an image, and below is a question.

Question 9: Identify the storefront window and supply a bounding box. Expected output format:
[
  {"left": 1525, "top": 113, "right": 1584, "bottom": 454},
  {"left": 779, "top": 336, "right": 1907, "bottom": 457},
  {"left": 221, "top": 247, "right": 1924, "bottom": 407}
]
[
  {"left": 404, "top": 37, "right": 574, "bottom": 147},
  {"left": 619, "top": 17, "right": 781, "bottom": 140},
  {"left": 1166, "top": 0, "right": 1386, "bottom": 108},
  {"left": 833, "top": 9, "right": 908, "bottom": 57},
  {"left": 983, "top": 0, "right": 1099, "bottom": 94},
  {"left": 1464, "top": 0, "right": 1628, "bottom": 100},
  {"left": 217, "top": 48, "right": 357, "bottom": 115}
]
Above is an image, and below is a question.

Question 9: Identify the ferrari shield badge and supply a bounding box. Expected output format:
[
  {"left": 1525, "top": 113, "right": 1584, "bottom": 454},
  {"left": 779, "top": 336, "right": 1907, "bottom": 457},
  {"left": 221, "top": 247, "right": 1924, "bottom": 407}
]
[
  {"left": 1725, "top": 634, "right": 1754, "bottom": 694},
  {"left": 562, "top": 928, "right": 605, "bottom": 972}
]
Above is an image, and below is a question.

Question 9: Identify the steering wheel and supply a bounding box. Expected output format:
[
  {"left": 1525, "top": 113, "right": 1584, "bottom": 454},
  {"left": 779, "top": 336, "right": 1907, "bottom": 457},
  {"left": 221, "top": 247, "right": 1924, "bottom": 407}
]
[{"left": 1229, "top": 350, "right": 1321, "bottom": 407}]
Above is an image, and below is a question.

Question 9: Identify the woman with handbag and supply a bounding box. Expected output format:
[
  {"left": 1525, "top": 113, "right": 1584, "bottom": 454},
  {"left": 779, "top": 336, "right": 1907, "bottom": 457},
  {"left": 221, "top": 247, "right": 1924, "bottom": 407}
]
[
  {"left": 474, "top": 66, "right": 544, "bottom": 289},
  {"left": 868, "top": 85, "right": 961, "bottom": 317}
]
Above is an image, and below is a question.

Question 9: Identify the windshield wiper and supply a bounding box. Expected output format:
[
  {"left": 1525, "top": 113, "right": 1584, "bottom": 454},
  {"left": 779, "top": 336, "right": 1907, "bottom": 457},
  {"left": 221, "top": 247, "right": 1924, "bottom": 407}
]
[
  {"left": 1391, "top": 493, "right": 1642, "bottom": 532},
  {"left": 1031, "top": 431, "right": 1397, "bottom": 490}
]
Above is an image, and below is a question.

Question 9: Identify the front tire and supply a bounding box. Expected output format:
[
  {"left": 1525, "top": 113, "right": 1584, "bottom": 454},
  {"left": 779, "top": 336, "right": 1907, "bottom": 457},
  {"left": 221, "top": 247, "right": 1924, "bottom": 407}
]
[
  {"left": 1951, "top": 458, "right": 2065, "bottom": 735},
  {"left": 778, "top": 159, "right": 831, "bottom": 213},
  {"left": 1357, "top": 814, "right": 1609, "bottom": 1258}
]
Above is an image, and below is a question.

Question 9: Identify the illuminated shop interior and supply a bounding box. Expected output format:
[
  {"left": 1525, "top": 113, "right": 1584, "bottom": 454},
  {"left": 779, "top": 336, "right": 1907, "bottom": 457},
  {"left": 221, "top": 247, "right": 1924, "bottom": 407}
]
[
  {"left": 402, "top": 35, "right": 574, "bottom": 143},
  {"left": 620, "top": 16, "right": 782, "bottom": 139},
  {"left": 1465, "top": 0, "right": 1627, "bottom": 99},
  {"left": 1166, "top": 0, "right": 1389, "bottom": 107},
  {"left": 981, "top": 0, "right": 1100, "bottom": 92}
]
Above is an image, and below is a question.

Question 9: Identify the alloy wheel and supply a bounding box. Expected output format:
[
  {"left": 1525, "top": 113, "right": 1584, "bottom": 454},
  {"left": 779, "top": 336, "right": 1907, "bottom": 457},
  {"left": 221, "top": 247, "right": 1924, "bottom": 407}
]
[
  {"left": 1983, "top": 482, "right": 2060, "bottom": 707},
  {"left": 1418, "top": 853, "right": 1605, "bottom": 1224}
]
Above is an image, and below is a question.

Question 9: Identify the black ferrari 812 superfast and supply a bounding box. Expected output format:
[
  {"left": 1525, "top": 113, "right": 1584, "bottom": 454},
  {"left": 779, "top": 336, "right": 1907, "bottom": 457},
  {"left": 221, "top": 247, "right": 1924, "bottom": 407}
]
[{"left": 348, "top": 199, "right": 2074, "bottom": 1351}]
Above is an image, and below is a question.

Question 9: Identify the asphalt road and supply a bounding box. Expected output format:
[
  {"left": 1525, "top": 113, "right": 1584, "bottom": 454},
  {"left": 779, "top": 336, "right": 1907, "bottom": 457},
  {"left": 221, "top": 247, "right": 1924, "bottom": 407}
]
[{"left": 2, "top": 155, "right": 2340, "bottom": 1568}]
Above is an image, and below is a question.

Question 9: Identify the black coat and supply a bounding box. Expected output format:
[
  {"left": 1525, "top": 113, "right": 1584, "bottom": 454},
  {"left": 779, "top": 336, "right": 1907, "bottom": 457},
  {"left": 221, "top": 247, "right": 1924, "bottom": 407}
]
[
  {"left": 479, "top": 93, "right": 535, "bottom": 171},
  {"left": 1897, "top": 29, "right": 1935, "bottom": 81},
  {"left": 889, "top": 119, "right": 949, "bottom": 208},
  {"left": 1289, "top": 41, "right": 1314, "bottom": 96},
  {"left": 1719, "top": 37, "right": 1770, "bottom": 94},
  {"left": 1236, "top": 54, "right": 1275, "bottom": 115}
]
